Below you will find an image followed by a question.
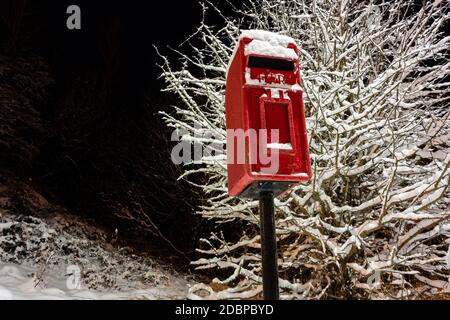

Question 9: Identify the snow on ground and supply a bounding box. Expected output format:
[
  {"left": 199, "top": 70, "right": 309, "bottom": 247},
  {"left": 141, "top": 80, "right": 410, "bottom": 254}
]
[
  {"left": 0, "top": 211, "right": 194, "bottom": 300},
  {"left": 0, "top": 263, "right": 186, "bottom": 300}
]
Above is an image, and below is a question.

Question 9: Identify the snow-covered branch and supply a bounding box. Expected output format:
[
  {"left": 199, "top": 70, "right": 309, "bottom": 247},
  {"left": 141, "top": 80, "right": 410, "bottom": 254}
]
[{"left": 159, "top": 0, "right": 450, "bottom": 299}]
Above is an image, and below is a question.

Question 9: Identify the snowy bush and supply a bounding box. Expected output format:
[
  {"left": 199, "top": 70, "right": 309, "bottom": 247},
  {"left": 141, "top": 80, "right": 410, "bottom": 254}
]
[{"left": 159, "top": 0, "right": 450, "bottom": 299}]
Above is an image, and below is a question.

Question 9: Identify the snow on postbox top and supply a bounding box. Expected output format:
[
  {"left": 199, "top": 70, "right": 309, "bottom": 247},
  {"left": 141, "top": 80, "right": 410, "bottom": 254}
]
[{"left": 225, "top": 30, "right": 312, "bottom": 199}]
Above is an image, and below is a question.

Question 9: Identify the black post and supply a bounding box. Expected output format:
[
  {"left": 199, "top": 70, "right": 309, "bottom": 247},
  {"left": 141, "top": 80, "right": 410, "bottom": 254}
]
[{"left": 259, "top": 182, "right": 279, "bottom": 300}]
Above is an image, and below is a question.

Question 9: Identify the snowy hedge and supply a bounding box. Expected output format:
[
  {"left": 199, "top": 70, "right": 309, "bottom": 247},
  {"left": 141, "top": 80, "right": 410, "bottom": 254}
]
[{"left": 159, "top": 0, "right": 450, "bottom": 299}]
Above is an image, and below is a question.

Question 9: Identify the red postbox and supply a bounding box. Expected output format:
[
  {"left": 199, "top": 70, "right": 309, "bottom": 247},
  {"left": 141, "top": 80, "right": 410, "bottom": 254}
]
[{"left": 225, "top": 30, "right": 312, "bottom": 198}]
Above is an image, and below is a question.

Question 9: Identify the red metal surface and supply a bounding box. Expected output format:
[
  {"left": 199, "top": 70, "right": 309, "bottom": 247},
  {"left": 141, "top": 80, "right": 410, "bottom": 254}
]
[{"left": 225, "top": 36, "right": 311, "bottom": 197}]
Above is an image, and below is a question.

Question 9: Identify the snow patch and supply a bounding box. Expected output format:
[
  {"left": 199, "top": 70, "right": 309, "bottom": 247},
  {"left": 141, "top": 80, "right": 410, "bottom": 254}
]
[
  {"left": 245, "top": 39, "right": 297, "bottom": 60},
  {"left": 0, "top": 213, "right": 193, "bottom": 300},
  {"left": 240, "top": 29, "right": 296, "bottom": 47},
  {"left": 0, "top": 222, "right": 13, "bottom": 231},
  {"left": 267, "top": 142, "right": 293, "bottom": 150},
  {"left": 0, "top": 264, "right": 185, "bottom": 300}
]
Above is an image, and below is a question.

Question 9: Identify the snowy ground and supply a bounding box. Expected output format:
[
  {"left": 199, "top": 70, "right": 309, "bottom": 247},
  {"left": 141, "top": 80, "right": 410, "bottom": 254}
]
[
  {"left": 0, "top": 210, "right": 195, "bottom": 300},
  {"left": 0, "top": 263, "right": 187, "bottom": 300}
]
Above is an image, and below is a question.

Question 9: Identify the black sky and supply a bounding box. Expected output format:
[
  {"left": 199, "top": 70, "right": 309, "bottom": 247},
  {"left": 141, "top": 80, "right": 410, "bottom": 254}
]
[
  {"left": 5, "top": 0, "right": 246, "bottom": 115},
  {"left": 24, "top": 1, "right": 205, "bottom": 94}
]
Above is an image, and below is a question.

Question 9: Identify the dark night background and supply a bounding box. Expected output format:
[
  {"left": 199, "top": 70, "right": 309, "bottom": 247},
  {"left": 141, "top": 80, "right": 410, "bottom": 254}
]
[
  {"left": 0, "top": 0, "right": 448, "bottom": 295},
  {"left": 0, "top": 0, "right": 239, "bottom": 263}
]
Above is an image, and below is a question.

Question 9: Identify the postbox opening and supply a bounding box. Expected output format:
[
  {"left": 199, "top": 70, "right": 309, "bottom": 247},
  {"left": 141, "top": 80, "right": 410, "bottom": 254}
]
[{"left": 247, "top": 56, "right": 295, "bottom": 71}]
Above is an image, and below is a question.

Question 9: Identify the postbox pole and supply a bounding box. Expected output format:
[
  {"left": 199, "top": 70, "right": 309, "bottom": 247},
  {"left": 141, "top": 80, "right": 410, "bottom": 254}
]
[{"left": 259, "top": 182, "right": 279, "bottom": 300}]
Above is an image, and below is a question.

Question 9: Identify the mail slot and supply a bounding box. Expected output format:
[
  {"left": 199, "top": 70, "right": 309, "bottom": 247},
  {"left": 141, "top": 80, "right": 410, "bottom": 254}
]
[{"left": 225, "top": 30, "right": 312, "bottom": 198}]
